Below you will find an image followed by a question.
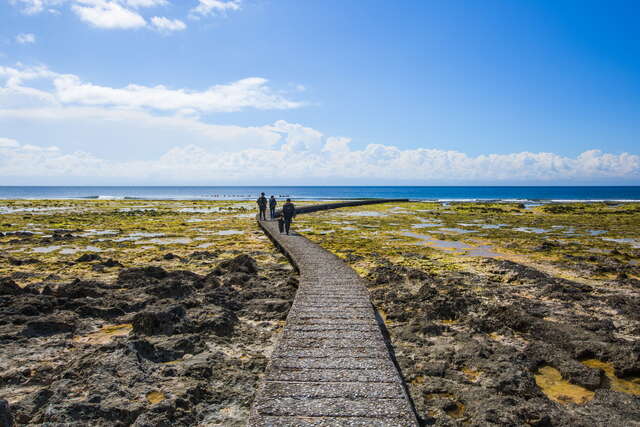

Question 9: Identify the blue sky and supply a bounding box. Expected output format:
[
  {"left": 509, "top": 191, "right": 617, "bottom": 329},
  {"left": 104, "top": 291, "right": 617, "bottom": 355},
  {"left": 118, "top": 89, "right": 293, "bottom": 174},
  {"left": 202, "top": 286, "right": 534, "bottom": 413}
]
[{"left": 0, "top": 0, "right": 638, "bottom": 184}]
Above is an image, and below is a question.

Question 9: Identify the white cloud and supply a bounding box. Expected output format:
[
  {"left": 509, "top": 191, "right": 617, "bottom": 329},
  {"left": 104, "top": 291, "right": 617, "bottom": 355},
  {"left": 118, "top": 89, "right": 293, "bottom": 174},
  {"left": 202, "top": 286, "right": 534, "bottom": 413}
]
[
  {"left": 151, "top": 16, "right": 186, "bottom": 32},
  {"left": 0, "top": 64, "right": 302, "bottom": 113},
  {"left": 123, "top": 0, "right": 167, "bottom": 8},
  {"left": 15, "top": 33, "right": 37, "bottom": 44},
  {"left": 1, "top": 128, "right": 638, "bottom": 183},
  {"left": 1, "top": 64, "right": 637, "bottom": 184},
  {"left": 9, "top": 0, "right": 64, "bottom": 15},
  {"left": 190, "top": 0, "right": 241, "bottom": 18},
  {"left": 71, "top": 0, "right": 147, "bottom": 29},
  {"left": 11, "top": 0, "right": 238, "bottom": 31},
  {"left": 0, "top": 137, "right": 20, "bottom": 148}
]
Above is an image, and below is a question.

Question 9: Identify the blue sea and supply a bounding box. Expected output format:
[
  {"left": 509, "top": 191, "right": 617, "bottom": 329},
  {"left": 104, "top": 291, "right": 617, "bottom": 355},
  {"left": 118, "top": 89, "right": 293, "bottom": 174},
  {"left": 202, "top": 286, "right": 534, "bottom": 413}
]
[{"left": 0, "top": 186, "right": 639, "bottom": 202}]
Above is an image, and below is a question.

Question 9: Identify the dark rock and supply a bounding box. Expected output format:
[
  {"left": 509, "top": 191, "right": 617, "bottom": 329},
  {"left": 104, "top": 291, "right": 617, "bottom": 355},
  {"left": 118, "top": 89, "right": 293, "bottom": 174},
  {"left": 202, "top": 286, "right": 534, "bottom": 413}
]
[
  {"left": 189, "top": 251, "right": 218, "bottom": 260},
  {"left": 8, "top": 257, "right": 40, "bottom": 266},
  {"left": 223, "top": 272, "right": 251, "bottom": 287},
  {"left": 22, "top": 317, "right": 75, "bottom": 337},
  {"left": 101, "top": 259, "right": 123, "bottom": 268},
  {"left": 0, "top": 278, "right": 23, "bottom": 295},
  {"left": 0, "top": 399, "right": 13, "bottom": 427},
  {"left": 118, "top": 266, "right": 168, "bottom": 287},
  {"left": 163, "top": 253, "right": 179, "bottom": 260},
  {"left": 190, "top": 306, "right": 238, "bottom": 336},
  {"left": 132, "top": 305, "right": 188, "bottom": 336},
  {"left": 10, "top": 272, "right": 36, "bottom": 280},
  {"left": 130, "top": 335, "right": 205, "bottom": 363},
  {"left": 76, "top": 253, "right": 102, "bottom": 263},
  {"left": 55, "top": 279, "right": 105, "bottom": 299},
  {"left": 212, "top": 254, "right": 258, "bottom": 275}
]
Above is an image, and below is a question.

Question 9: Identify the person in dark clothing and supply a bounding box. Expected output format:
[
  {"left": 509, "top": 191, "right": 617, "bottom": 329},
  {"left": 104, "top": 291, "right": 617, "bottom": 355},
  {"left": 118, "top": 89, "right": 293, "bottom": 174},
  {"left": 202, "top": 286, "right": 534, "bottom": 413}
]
[
  {"left": 257, "top": 192, "right": 268, "bottom": 220},
  {"left": 282, "top": 198, "right": 296, "bottom": 235},
  {"left": 269, "top": 195, "right": 277, "bottom": 219}
]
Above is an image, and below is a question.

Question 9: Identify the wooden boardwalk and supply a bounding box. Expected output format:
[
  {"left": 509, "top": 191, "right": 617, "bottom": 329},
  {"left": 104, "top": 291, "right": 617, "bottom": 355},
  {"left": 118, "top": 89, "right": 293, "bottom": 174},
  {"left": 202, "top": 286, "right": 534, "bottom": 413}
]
[{"left": 248, "top": 201, "right": 418, "bottom": 426}]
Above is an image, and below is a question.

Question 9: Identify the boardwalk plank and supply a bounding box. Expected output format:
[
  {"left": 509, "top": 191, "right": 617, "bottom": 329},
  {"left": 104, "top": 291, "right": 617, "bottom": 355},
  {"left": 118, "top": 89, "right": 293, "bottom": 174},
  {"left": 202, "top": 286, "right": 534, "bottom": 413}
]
[{"left": 248, "top": 200, "right": 418, "bottom": 426}]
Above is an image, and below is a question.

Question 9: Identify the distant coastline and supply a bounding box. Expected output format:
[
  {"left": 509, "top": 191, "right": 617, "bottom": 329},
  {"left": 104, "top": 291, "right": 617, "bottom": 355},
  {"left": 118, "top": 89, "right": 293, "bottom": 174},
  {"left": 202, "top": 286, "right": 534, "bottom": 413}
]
[{"left": 1, "top": 186, "right": 640, "bottom": 202}]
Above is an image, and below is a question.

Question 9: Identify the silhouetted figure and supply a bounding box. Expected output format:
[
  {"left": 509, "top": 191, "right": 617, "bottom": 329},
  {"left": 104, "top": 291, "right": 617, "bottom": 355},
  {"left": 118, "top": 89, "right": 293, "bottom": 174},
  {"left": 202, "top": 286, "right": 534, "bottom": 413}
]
[
  {"left": 257, "top": 192, "right": 268, "bottom": 220},
  {"left": 269, "top": 195, "right": 277, "bottom": 219},
  {"left": 282, "top": 198, "right": 296, "bottom": 235}
]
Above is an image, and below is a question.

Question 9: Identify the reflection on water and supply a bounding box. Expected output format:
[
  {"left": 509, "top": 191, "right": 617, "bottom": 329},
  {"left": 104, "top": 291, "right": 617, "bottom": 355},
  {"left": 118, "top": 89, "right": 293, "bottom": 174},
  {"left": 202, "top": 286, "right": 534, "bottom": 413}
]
[
  {"left": 402, "top": 232, "right": 501, "bottom": 257},
  {"left": 513, "top": 227, "right": 549, "bottom": 234},
  {"left": 136, "top": 238, "right": 192, "bottom": 245},
  {"left": 602, "top": 237, "right": 640, "bottom": 248},
  {"left": 79, "top": 229, "right": 118, "bottom": 237},
  {"left": 340, "top": 211, "right": 387, "bottom": 217},
  {"left": 412, "top": 222, "right": 441, "bottom": 229},
  {"left": 217, "top": 230, "right": 244, "bottom": 236},
  {"left": 438, "top": 228, "right": 477, "bottom": 234},
  {"left": 32, "top": 245, "right": 62, "bottom": 253},
  {"left": 60, "top": 246, "right": 103, "bottom": 254}
]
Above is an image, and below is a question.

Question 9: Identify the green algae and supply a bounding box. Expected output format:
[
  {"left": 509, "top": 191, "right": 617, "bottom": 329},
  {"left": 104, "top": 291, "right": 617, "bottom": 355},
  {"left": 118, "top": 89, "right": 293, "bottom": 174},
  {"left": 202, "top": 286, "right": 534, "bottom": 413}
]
[
  {"left": 291, "top": 201, "right": 640, "bottom": 283},
  {"left": 0, "top": 199, "right": 286, "bottom": 285}
]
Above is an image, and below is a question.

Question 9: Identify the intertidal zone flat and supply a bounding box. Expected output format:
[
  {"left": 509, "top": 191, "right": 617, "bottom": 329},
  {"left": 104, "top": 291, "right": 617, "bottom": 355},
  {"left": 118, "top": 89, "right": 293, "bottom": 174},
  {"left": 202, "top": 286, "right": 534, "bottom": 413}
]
[{"left": 1, "top": 199, "right": 639, "bottom": 425}]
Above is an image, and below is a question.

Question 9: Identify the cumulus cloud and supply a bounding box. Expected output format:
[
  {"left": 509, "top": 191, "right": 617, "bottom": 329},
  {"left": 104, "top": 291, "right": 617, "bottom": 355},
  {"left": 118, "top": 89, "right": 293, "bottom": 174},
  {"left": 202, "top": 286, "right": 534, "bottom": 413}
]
[
  {"left": 11, "top": 0, "right": 239, "bottom": 32},
  {"left": 15, "top": 33, "right": 37, "bottom": 44},
  {"left": 0, "top": 137, "right": 20, "bottom": 148},
  {"left": 0, "top": 64, "right": 302, "bottom": 113},
  {"left": 71, "top": 0, "right": 147, "bottom": 29},
  {"left": 9, "top": 0, "right": 64, "bottom": 15},
  {"left": 190, "top": 0, "right": 241, "bottom": 18},
  {"left": 123, "top": 0, "right": 167, "bottom": 8},
  {"left": 150, "top": 16, "right": 187, "bottom": 32},
  {"left": 1, "top": 64, "right": 637, "bottom": 184},
  {"left": 1, "top": 130, "right": 638, "bottom": 184}
]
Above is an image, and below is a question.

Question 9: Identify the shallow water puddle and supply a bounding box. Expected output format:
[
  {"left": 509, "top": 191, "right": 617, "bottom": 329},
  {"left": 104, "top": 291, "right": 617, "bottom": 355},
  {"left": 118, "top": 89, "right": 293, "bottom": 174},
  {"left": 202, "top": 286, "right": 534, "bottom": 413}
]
[
  {"left": 534, "top": 365, "right": 594, "bottom": 404},
  {"left": 602, "top": 237, "right": 640, "bottom": 248},
  {"left": 80, "top": 229, "right": 118, "bottom": 237},
  {"left": 60, "top": 246, "right": 103, "bottom": 254},
  {"left": 438, "top": 227, "right": 477, "bottom": 234},
  {"left": 513, "top": 227, "right": 549, "bottom": 234},
  {"left": 341, "top": 211, "right": 387, "bottom": 217},
  {"left": 32, "top": 245, "right": 62, "bottom": 253},
  {"left": 402, "top": 232, "right": 501, "bottom": 257},
  {"left": 136, "top": 237, "right": 192, "bottom": 245},
  {"left": 217, "top": 230, "right": 244, "bottom": 236},
  {"left": 178, "top": 207, "right": 224, "bottom": 213},
  {"left": 412, "top": 222, "right": 441, "bottom": 229},
  {"left": 197, "top": 242, "right": 215, "bottom": 248},
  {"left": 581, "top": 359, "right": 640, "bottom": 395},
  {"left": 130, "top": 232, "right": 165, "bottom": 238},
  {"left": 73, "top": 324, "right": 132, "bottom": 345}
]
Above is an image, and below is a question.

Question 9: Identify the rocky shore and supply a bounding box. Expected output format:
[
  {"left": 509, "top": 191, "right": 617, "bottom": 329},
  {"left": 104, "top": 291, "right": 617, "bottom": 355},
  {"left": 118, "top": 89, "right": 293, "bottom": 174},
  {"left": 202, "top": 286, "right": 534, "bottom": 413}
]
[
  {"left": 2, "top": 199, "right": 640, "bottom": 426},
  {"left": 0, "top": 254, "right": 297, "bottom": 426},
  {"left": 365, "top": 258, "right": 640, "bottom": 425}
]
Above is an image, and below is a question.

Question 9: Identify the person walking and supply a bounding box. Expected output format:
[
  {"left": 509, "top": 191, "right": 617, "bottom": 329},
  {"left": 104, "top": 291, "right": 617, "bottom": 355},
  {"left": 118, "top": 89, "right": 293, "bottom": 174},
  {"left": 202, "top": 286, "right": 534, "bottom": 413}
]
[
  {"left": 269, "top": 195, "right": 277, "bottom": 219},
  {"left": 282, "top": 198, "right": 296, "bottom": 235},
  {"left": 257, "top": 192, "right": 268, "bottom": 220}
]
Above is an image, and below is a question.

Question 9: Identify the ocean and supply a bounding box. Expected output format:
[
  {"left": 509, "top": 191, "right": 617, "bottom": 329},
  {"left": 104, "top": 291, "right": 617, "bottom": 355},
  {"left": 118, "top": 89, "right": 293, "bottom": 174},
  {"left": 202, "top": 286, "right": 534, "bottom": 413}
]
[{"left": 0, "top": 186, "right": 639, "bottom": 201}]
